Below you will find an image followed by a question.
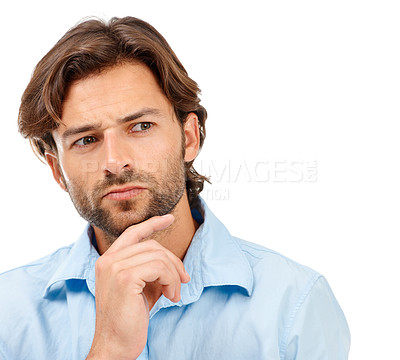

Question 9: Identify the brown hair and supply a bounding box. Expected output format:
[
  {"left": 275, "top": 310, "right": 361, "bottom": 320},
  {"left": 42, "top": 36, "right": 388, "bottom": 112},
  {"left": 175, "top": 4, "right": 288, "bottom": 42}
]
[{"left": 18, "top": 16, "right": 209, "bottom": 205}]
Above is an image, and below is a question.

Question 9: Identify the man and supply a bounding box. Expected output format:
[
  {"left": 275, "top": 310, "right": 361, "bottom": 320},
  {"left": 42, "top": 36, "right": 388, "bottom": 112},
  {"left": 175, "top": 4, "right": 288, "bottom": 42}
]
[{"left": 0, "top": 16, "right": 350, "bottom": 359}]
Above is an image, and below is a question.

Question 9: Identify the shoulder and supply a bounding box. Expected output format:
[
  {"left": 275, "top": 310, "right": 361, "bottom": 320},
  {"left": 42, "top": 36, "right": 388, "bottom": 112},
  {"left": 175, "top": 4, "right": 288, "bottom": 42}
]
[
  {"left": 235, "top": 237, "right": 321, "bottom": 287},
  {"left": 0, "top": 244, "right": 80, "bottom": 358},
  {"left": 232, "top": 237, "right": 330, "bottom": 323},
  {"left": 233, "top": 237, "right": 350, "bottom": 356},
  {"left": 0, "top": 244, "right": 73, "bottom": 284},
  {"left": 0, "top": 245, "right": 73, "bottom": 316}
]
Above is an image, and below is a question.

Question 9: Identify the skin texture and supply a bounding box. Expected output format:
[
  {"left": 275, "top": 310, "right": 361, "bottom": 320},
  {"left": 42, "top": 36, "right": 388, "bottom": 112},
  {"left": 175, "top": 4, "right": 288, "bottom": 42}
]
[{"left": 45, "top": 63, "right": 200, "bottom": 359}]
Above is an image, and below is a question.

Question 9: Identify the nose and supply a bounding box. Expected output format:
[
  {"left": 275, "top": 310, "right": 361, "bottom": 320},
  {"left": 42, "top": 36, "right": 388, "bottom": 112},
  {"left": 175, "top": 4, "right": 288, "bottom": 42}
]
[{"left": 101, "top": 131, "right": 133, "bottom": 175}]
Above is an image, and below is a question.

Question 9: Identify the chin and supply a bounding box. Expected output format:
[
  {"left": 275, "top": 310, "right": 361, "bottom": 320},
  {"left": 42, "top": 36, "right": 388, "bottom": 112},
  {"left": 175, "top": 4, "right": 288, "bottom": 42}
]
[{"left": 114, "top": 210, "right": 154, "bottom": 232}]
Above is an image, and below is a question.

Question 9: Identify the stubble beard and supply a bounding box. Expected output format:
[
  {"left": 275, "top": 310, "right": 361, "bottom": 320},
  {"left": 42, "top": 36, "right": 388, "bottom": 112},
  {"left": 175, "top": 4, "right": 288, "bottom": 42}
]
[{"left": 63, "top": 154, "right": 186, "bottom": 245}]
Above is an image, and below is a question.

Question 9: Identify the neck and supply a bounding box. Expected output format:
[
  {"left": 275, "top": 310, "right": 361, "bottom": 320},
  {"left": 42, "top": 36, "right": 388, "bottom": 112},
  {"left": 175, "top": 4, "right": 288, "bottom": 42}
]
[{"left": 150, "top": 197, "right": 199, "bottom": 261}]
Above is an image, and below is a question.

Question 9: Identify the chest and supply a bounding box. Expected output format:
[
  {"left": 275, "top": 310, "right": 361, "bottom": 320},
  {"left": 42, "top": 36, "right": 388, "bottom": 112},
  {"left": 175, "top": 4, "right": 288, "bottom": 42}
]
[{"left": 143, "top": 288, "right": 283, "bottom": 360}]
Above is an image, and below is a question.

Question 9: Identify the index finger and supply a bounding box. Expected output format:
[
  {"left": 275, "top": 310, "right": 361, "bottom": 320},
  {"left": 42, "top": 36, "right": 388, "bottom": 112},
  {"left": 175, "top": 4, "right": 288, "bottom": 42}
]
[{"left": 107, "top": 214, "right": 175, "bottom": 254}]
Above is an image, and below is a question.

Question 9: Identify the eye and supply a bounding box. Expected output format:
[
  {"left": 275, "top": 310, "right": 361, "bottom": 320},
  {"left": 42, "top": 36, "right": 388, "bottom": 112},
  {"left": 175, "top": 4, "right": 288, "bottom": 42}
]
[
  {"left": 74, "top": 136, "right": 97, "bottom": 147},
  {"left": 131, "top": 122, "right": 152, "bottom": 132}
]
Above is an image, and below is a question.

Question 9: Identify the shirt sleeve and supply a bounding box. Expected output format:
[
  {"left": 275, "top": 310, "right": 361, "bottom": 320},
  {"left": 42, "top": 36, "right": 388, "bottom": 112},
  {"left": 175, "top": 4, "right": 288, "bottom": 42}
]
[
  {"left": 0, "top": 341, "right": 8, "bottom": 360},
  {"left": 282, "top": 276, "right": 351, "bottom": 360}
]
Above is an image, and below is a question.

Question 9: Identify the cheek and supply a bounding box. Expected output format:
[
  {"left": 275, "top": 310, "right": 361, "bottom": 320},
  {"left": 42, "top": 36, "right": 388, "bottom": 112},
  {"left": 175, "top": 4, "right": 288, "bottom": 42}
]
[
  {"left": 134, "top": 155, "right": 170, "bottom": 176},
  {"left": 134, "top": 139, "right": 183, "bottom": 172},
  {"left": 60, "top": 157, "right": 100, "bottom": 186}
]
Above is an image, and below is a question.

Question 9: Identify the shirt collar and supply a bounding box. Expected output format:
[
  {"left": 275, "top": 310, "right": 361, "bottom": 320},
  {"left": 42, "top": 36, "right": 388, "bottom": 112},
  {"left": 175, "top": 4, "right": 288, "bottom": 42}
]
[
  {"left": 42, "top": 225, "right": 99, "bottom": 298},
  {"left": 151, "top": 197, "right": 254, "bottom": 315},
  {"left": 43, "top": 197, "right": 254, "bottom": 303}
]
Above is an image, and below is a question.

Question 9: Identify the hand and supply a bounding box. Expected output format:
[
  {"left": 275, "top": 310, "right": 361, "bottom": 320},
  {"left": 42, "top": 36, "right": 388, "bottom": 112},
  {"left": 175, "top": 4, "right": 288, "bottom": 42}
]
[{"left": 86, "top": 214, "right": 190, "bottom": 360}]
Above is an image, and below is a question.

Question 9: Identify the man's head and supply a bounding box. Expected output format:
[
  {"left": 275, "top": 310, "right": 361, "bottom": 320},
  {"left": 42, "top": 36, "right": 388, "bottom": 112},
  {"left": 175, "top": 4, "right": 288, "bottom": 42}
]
[
  {"left": 17, "top": 17, "right": 208, "bottom": 242},
  {"left": 18, "top": 16, "right": 208, "bottom": 206}
]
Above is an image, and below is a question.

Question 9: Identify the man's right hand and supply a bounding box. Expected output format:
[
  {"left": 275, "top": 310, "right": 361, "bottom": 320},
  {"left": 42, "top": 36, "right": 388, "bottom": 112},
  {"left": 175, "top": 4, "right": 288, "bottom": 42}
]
[{"left": 86, "top": 214, "right": 190, "bottom": 360}]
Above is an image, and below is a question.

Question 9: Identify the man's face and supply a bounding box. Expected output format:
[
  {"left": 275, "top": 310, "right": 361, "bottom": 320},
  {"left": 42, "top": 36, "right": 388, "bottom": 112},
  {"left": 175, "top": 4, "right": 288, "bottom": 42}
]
[{"left": 49, "top": 63, "right": 190, "bottom": 242}]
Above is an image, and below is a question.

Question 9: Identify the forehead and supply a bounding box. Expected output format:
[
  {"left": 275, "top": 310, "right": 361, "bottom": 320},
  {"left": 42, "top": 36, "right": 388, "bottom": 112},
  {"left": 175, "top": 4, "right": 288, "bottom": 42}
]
[{"left": 60, "top": 62, "right": 174, "bottom": 127}]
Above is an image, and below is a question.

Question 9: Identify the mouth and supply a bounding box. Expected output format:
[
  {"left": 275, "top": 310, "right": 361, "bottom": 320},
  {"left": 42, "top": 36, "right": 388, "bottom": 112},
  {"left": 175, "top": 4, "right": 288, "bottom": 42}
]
[{"left": 103, "top": 185, "right": 147, "bottom": 201}]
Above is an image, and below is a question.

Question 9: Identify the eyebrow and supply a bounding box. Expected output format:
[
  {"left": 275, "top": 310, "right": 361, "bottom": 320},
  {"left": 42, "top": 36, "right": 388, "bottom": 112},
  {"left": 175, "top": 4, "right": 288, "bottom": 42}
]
[{"left": 61, "top": 107, "right": 163, "bottom": 140}]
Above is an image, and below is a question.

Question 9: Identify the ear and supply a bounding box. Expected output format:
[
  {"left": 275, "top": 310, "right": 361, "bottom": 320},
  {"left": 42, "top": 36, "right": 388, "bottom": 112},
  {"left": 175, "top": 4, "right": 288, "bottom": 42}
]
[
  {"left": 183, "top": 112, "right": 200, "bottom": 162},
  {"left": 45, "top": 151, "right": 68, "bottom": 192}
]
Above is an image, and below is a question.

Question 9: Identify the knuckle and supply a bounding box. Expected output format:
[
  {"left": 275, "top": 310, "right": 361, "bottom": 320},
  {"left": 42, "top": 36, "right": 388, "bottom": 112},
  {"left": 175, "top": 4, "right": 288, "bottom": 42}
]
[
  {"left": 180, "top": 263, "right": 187, "bottom": 275},
  {"left": 95, "top": 255, "right": 113, "bottom": 272},
  {"left": 95, "top": 257, "right": 106, "bottom": 273},
  {"left": 152, "top": 260, "right": 167, "bottom": 273},
  {"left": 175, "top": 272, "right": 181, "bottom": 284},
  {"left": 147, "top": 239, "right": 161, "bottom": 249},
  {"left": 109, "top": 261, "right": 120, "bottom": 275},
  {"left": 154, "top": 249, "right": 168, "bottom": 260},
  {"left": 115, "top": 269, "right": 130, "bottom": 285}
]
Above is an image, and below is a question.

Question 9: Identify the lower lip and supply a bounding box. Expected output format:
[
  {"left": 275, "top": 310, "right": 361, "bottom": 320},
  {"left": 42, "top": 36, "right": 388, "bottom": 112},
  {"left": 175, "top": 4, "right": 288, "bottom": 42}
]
[{"left": 104, "top": 188, "right": 146, "bottom": 201}]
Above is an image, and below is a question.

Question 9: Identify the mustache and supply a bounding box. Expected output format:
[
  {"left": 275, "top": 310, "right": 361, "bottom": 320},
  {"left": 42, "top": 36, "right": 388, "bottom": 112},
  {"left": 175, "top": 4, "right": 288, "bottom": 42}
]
[{"left": 93, "top": 169, "right": 157, "bottom": 195}]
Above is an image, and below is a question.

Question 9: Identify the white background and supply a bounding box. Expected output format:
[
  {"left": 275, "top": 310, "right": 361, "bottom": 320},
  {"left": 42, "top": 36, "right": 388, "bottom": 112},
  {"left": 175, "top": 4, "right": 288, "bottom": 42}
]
[{"left": 0, "top": 1, "right": 399, "bottom": 359}]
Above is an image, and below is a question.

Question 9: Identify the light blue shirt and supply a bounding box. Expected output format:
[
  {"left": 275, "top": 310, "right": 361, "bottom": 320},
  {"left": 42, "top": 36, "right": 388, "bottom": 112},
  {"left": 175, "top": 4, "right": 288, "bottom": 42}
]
[{"left": 0, "top": 198, "right": 350, "bottom": 359}]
